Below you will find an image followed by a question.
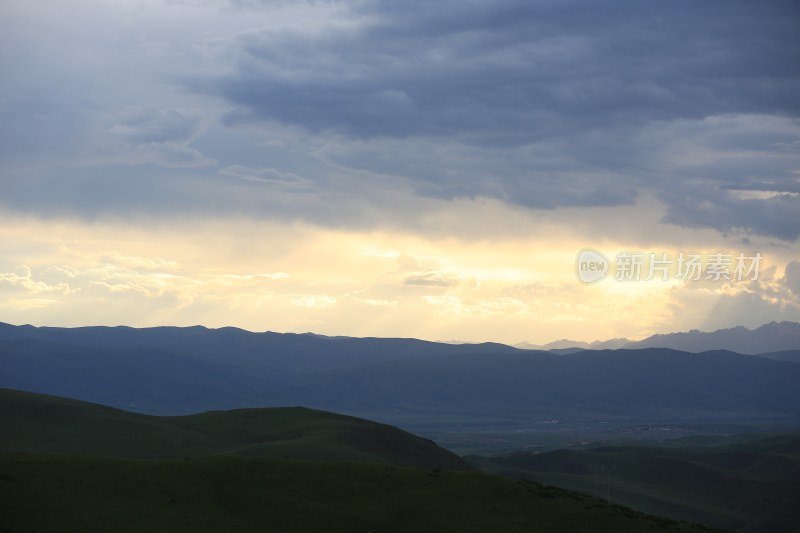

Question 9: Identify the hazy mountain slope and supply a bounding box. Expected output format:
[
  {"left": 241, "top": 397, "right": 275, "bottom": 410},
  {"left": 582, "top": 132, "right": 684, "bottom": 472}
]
[
  {"left": 625, "top": 322, "right": 800, "bottom": 354},
  {"left": 285, "top": 349, "right": 800, "bottom": 420},
  {"left": 516, "top": 322, "right": 800, "bottom": 354},
  {"left": 756, "top": 350, "right": 800, "bottom": 364},
  {"left": 469, "top": 434, "right": 800, "bottom": 532},
  {"left": 0, "top": 322, "right": 522, "bottom": 414},
  {"left": 3, "top": 322, "right": 800, "bottom": 425},
  {"left": 0, "top": 322, "right": 519, "bottom": 372},
  {"left": 0, "top": 338, "right": 272, "bottom": 414},
  {"left": 517, "top": 338, "right": 631, "bottom": 350},
  {"left": 0, "top": 388, "right": 470, "bottom": 470}
]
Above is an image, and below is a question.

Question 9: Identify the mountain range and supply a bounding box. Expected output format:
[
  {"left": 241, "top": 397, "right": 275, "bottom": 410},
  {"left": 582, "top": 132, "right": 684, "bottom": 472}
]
[
  {"left": 516, "top": 321, "right": 800, "bottom": 354},
  {"left": 1, "top": 322, "right": 799, "bottom": 431}
]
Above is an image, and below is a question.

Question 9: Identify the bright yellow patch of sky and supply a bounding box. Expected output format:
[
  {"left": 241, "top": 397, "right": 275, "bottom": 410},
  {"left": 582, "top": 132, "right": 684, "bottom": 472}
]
[{"left": 1, "top": 202, "right": 796, "bottom": 345}]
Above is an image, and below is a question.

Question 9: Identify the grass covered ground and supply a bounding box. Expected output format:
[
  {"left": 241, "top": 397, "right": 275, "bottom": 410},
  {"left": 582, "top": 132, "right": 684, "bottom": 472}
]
[
  {"left": 0, "top": 453, "right": 722, "bottom": 533},
  {"left": 469, "top": 435, "right": 800, "bottom": 532},
  {"left": 0, "top": 388, "right": 469, "bottom": 469},
  {"left": 0, "top": 388, "right": 729, "bottom": 532}
]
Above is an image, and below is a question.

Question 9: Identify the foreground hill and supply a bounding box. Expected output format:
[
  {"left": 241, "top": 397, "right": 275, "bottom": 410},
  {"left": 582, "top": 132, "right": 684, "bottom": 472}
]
[
  {"left": 0, "top": 389, "right": 722, "bottom": 533},
  {"left": 0, "top": 453, "right": 722, "bottom": 533},
  {"left": 470, "top": 434, "right": 800, "bottom": 532},
  {"left": 0, "top": 388, "right": 469, "bottom": 470}
]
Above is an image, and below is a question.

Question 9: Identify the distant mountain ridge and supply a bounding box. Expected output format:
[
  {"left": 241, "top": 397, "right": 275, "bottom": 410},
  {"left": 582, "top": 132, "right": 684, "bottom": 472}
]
[
  {"left": 2, "top": 322, "right": 800, "bottom": 429},
  {"left": 516, "top": 321, "right": 800, "bottom": 354},
  {"left": 516, "top": 338, "right": 631, "bottom": 351},
  {"left": 625, "top": 321, "right": 800, "bottom": 354}
]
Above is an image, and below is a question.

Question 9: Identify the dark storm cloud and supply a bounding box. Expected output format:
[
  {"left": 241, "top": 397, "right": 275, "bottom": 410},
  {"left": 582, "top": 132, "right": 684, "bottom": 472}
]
[
  {"left": 188, "top": 0, "right": 800, "bottom": 238},
  {"left": 661, "top": 186, "right": 800, "bottom": 241},
  {"left": 2, "top": 0, "right": 798, "bottom": 240},
  {"left": 209, "top": 0, "right": 800, "bottom": 139}
]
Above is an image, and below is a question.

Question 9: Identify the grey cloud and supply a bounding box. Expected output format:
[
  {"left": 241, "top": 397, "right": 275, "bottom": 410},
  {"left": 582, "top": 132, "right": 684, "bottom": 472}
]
[
  {"left": 318, "top": 136, "right": 639, "bottom": 208},
  {"left": 109, "top": 108, "right": 203, "bottom": 145},
  {"left": 0, "top": 93, "right": 92, "bottom": 167},
  {"left": 205, "top": 0, "right": 800, "bottom": 140},
  {"left": 104, "top": 107, "right": 216, "bottom": 168},
  {"left": 130, "top": 143, "right": 215, "bottom": 168},
  {"left": 700, "top": 290, "right": 800, "bottom": 331},
  {"left": 185, "top": 0, "right": 800, "bottom": 238},
  {"left": 220, "top": 164, "right": 314, "bottom": 190},
  {"left": 2, "top": 0, "right": 799, "bottom": 242},
  {"left": 784, "top": 261, "right": 800, "bottom": 295},
  {"left": 660, "top": 185, "right": 800, "bottom": 241}
]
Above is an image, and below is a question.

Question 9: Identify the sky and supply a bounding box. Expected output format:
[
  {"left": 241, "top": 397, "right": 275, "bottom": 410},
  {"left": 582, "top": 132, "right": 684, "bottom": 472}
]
[{"left": 1, "top": 0, "right": 799, "bottom": 344}]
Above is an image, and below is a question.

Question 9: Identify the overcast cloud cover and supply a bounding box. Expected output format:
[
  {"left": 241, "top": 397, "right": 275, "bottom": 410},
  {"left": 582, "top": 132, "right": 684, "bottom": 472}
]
[{"left": 1, "top": 0, "right": 799, "bottom": 342}]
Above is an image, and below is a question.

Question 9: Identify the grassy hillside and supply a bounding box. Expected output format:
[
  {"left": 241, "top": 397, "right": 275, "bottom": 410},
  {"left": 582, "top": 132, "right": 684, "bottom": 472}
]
[
  {"left": 0, "top": 389, "right": 728, "bottom": 532},
  {"left": 0, "top": 453, "right": 723, "bottom": 533},
  {"left": 0, "top": 388, "right": 469, "bottom": 470},
  {"left": 469, "top": 435, "right": 800, "bottom": 532}
]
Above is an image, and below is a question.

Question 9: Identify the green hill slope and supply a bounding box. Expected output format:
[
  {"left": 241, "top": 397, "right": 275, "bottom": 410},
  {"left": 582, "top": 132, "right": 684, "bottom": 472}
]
[
  {"left": 469, "top": 435, "right": 800, "bottom": 532},
  {"left": 0, "top": 388, "right": 469, "bottom": 470},
  {"left": 0, "top": 388, "right": 730, "bottom": 532},
  {"left": 0, "top": 453, "right": 723, "bottom": 533}
]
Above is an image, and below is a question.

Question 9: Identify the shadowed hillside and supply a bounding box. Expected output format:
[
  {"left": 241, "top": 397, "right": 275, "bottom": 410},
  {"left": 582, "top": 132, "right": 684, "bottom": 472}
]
[
  {"left": 0, "top": 388, "right": 470, "bottom": 470},
  {"left": 0, "top": 389, "right": 726, "bottom": 532},
  {"left": 0, "top": 453, "right": 724, "bottom": 533},
  {"left": 469, "top": 434, "right": 800, "bottom": 532}
]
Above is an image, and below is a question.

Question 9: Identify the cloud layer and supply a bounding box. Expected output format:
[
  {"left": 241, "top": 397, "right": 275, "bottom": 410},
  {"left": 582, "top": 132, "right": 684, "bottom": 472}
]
[
  {"left": 1, "top": 0, "right": 799, "bottom": 340},
  {"left": 199, "top": 0, "right": 800, "bottom": 237},
  {"left": 1, "top": 0, "right": 798, "bottom": 240}
]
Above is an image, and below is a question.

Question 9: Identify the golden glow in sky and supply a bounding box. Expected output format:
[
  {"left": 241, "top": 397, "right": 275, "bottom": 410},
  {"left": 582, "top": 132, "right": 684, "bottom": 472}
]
[
  {"left": 2, "top": 1, "right": 799, "bottom": 343},
  {"left": 1, "top": 196, "right": 797, "bottom": 345}
]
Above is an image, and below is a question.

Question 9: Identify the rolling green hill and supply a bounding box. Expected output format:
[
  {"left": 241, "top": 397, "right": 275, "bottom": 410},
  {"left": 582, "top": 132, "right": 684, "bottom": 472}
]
[
  {"left": 0, "top": 388, "right": 469, "bottom": 469},
  {"left": 0, "top": 389, "right": 725, "bottom": 532},
  {"left": 0, "top": 453, "right": 723, "bottom": 533},
  {"left": 469, "top": 435, "right": 800, "bottom": 532}
]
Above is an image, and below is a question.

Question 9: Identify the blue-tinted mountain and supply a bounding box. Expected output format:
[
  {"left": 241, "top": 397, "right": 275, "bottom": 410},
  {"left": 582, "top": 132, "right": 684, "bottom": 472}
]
[
  {"left": 2, "top": 323, "right": 799, "bottom": 428},
  {"left": 625, "top": 321, "right": 800, "bottom": 354},
  {"left": 756, "top": 350, "right": 800, "bottom": 364},
  {"left": 516, "top": 338, "right": 631, "bottom": 351}
]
